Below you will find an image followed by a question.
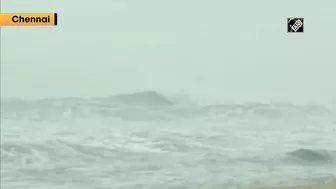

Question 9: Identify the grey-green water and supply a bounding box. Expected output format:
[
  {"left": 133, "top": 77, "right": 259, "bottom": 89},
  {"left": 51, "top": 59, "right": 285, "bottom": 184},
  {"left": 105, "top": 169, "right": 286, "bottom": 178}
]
[{"left": 1, "top": 93, "right": 336, "bottom": 189}]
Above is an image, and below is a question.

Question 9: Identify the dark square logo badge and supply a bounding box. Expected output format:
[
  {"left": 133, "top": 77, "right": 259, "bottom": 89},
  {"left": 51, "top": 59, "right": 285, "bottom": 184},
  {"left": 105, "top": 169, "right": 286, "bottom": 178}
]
[{"left": 287, "top": 18, "right": 304, "bottom": 33}]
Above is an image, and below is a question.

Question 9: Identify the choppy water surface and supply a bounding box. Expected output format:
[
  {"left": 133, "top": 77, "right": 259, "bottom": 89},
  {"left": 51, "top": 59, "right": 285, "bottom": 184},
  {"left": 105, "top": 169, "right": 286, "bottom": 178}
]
[{"left": 1, "top": 92, "right": 336, "bottom": 189}]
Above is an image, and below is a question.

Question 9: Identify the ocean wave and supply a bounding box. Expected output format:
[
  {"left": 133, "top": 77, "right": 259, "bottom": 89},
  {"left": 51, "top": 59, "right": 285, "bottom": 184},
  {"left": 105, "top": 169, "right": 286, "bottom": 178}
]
[
  {"left": 105, "top": 91, "right": 173, "bottom": 106},
  {"left": 1, "top": 91, "right": 334, "bottom": 121},
  {"left": 206, "top": 103, "right": 333, "bottom": 118},
  {"left": 284, "top": 148, "right": 336, "bottom": 164}
]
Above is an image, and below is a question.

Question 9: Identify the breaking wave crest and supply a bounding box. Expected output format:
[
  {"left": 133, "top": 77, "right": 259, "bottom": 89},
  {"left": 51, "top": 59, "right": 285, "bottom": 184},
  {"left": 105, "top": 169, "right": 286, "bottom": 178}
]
[{"left": 1, "top": 91, "right": 334, "bottom": 121}]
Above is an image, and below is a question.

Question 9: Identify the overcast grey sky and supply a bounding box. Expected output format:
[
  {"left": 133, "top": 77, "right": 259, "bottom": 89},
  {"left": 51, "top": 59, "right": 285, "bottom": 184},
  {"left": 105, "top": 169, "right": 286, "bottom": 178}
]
[{"left": 1, "top": 0, "right": 335, "bottom": 103}]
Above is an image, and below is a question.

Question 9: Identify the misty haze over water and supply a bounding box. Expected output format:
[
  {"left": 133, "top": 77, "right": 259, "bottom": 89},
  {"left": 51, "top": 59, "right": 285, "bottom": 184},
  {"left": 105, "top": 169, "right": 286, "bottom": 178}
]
[{"left": 1, "top": 0, "right": 336, "bottom": 188}]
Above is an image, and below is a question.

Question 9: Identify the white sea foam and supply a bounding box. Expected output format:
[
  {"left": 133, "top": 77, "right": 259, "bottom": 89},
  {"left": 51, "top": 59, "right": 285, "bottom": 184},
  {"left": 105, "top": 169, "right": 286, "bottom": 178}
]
[{"left": 1, "top": 91, "right": 336, "bottom": 189}]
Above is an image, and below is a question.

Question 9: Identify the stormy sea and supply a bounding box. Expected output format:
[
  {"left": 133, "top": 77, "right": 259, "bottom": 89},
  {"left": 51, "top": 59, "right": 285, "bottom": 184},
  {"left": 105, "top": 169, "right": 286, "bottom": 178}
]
[{"left": 1, "top": 91, "right": 336, "bottom": 189}]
